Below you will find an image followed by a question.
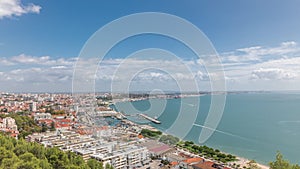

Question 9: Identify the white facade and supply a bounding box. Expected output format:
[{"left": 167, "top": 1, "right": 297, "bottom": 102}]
[
  {"left": 1, "top": 117, "right": 18, "bottom": 131},
  {"left": 30, "top": 102, "right": 37, "bottom": 111},
  {"left": 34, "top": 113, "right": 52, "bottom": 120},
  {"left": 89, "top": 142, "right": 149, "bottom": 169},
  {"left": 91, "top": 146, "right": 148, "bottom": 169}
]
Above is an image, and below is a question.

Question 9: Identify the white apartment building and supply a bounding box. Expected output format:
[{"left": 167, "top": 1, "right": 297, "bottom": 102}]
[
  {"left": 30, "top": 102, "right": 37, "bottom": 112},
  {"left": 74, "top": 141, "right": 149, "bottom": 169},
  {"left": 34, "top": 112, "right": 52, "bottom": 120},
  {"left": 91, "top": 146, "right": 149, "bottom": 169},
  {"left": 1, "top": 117, "right": 18, "bottom": 131}
]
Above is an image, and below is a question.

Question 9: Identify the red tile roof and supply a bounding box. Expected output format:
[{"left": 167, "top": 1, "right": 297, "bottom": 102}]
[
  {"left": 170, "top": 161, "right": 179, "bottom": 166},
  {"left": 149, "top": 144, "right": 171, "bottom": 154},
  {"left": 192, "top": 161, "right": 215, "bottom": 169},
  {"left": 179, "top": 152, "right": 192, "bottom": 158},
  {"left": 183, "top": 157, "right": 204, "bottom": 164}
]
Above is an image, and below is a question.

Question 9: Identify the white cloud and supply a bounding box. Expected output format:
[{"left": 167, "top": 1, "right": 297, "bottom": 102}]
[
  {"left": 194, "top": 71, "right": 209, "bottom": 80},
  {"left": 2, "top": 41, "right": 300, "bottom": 92},
  {"left": 0, "top": 54, "right": 76, "bottom": 92},
  {"left": 11, "top": 54, "right": 50, "bottom": 64},
  {"left": 218, "top": 41, "right": 300, "bottom": 89},
  {"left": 51, "top": 66, "right": 67, "bottom": 69},
  {"left": 0, "top": 67, "right": 72, "bottom": 83},
  {"left": 251, "top": 68, "right": 297, "bottom": 80},
  {"left": 0, "top": 57, "right": 15, "bottom": 65},
  {"left": 72, "top": 57, "right": 206, "bottom": 92},
  {"left": 2, "top": 54, "right": 76, "bottom": 66},
  {"left": 134, "top": 72, "right": 168, "bottom": 81},
  {"left": 0, "top": 0, "right": 41, "bottom": 19},
  {"left": 223, "top": 41, "right": 300, "bottom": 63}
]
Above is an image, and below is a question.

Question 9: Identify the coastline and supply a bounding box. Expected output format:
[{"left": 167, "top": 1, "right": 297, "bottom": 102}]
[
  {"left": 159, "top": 128, "right": 270, "bottom": 169},
  {"left": 110, "top": 97, "right": 271, "bottom": 169},
  {"left": 113, "top": 118, "right": 270, "bottom": 169},
  {"left": 235, "top": 156, "right": 269, "bottom": 169}
]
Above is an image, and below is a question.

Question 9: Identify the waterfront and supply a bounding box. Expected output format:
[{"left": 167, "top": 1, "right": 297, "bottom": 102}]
[{"left": 114, "top": 93, "right": 300, "bottom": 165}]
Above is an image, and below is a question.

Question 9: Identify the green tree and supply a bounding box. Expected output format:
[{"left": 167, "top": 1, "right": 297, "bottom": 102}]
[
  {"left": 38, "top": 159, "right": 52, "bottom": 169},
  {"left": 41, "top": 123, "right": 48, "bottom": 132},
  {"left": 270, "top": 152, "right": 291, "bottom": 169},
  {"left": 140, "top": 129, "right": 162, "bottom": 138},
  {"left": 50, "top": 122, "right": 56, "bottom": 131},
  {"left": 161, "top": 159, "right": 170, "bottom": 165},
  {"left": 19, "top": 152, "right": 37, "bottom": 162},
  {"left": 0, "top": 147, "right": 15, "bottom": 165},
  {"left": 269, "top": 152, "right": 300, "bottom": 169},
  {"left": 87, "top": 159, "right": 104, "bottom": 169},
  {"left": 0, "top": 133, "right": 105, "bottom": 169},
  {"left": 48, "top": 154, "right": 65, "bottom": 169},
  {"left": 1, "top": 114, "right": 42, "bottom": 138},
  {"left": 15, "top": 161, "right": 41, "bottom": 169},
  {"left": 292, "top": 165, "right": 300, "bottom": 169},
  {"left": 14, "top": 142, "right": 28, "bottom": 156},
  {"left": 67, "top": 165, "right": 81, "bottom": 169},
  {"left": 1, "top": 155, "right": 20, "bottom": 169},
  {"left": 247, "top": 160, "right": 261, "bottom": 169},
  {"left": 29, "top": 143, "right": 46, "bottom": 159},
  {"left": 159, "top": 135, "right": 180, "bottom": 145},
  {"left": 105, "top": 163, "right": 114, "bottom": 169}
]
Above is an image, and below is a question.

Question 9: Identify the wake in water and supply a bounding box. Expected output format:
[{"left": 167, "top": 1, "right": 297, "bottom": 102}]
[
  {"left": 193, "top": 123, "right": 253, "bottom": 142},
  {"left": 182, "top": 102, "right": 195, "bottom": 107}
]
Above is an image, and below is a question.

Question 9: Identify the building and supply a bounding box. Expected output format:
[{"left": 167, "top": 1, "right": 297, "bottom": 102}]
[
  {"left": 1, "top": 117, "right": 18, "bottom": 131},
  {"left": 91, "top": 145, "right": 149, "bottom": 169},
  {"left": 0, "top": 117, "right": 19, "bottom": 138},
  {"left": 192, "top": 160, "right": 231, "bottom": 169},
  {"left": 30, "top": 102, "right": 37, "bottom": 112},
  {"left": 179, "top": 157, "right": 204, "bottom": 169},
  {"left": 34, "top": 112, "right": 52, "bottom": 120},
  {"left": 73, "top": 141, "right": 150, "bottom": 169},
  {"left": 141, "top": 139, "right": 174, "bottom": 157}
]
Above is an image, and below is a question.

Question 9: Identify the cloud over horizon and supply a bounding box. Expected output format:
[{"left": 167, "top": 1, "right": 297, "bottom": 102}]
[
  {"left": 1, "top": 41, "right": 300, "bottom": 92},
  {"left": 251, "top": 68, "right": 297, "bottom": 80}
]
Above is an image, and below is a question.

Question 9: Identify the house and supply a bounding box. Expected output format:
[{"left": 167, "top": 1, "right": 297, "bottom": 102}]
[
  {"left": 192, "top": 161, "right": 230, "bottom": 169},
  {"left": 179, "top": 157, "right": 204, "bottom": 169}
]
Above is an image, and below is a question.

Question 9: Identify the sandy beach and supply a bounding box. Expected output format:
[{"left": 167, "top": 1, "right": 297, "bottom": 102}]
[{"left": 234, "top": 156, "right": 270, "bottom": 169}]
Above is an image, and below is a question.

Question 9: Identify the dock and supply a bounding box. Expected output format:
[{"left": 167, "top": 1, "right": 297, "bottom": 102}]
[
  {"left": 139, "top": 114, "right": 161, "bottom": 124},
  {"left": 95, "top": 111, "right": 126, "bottom": 119}
]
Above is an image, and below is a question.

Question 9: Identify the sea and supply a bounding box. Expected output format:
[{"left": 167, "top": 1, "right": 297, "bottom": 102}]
[{"left": 112, "top": 93, "right": 300, "bottom": 165}]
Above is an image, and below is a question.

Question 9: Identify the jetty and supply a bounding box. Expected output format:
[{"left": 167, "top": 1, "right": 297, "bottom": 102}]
[
  {"left": 139, "top": 114, "right": 161, "bottom": 124},
  {"left": 95, "top": 111, "right": 126, "bottom": 119}
]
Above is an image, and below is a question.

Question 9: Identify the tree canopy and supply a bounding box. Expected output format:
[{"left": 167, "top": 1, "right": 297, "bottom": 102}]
[
  {"left": 176, "top": 141, "right": 237, "bottom": 163},
  {"left": 140, "top": 129, "right": 162, "bottom": 138},
  {"left": 270, "top": 152, "right": 300, "bottom": 169},
  {"left": 159, "top": 134, "right": 180, "bottom": 145},
  {"left": 0, "top": 134, "right": 110, "bottom": 169},
  {"left": 0, "top": 113, "right": 42, "bottom": 138}
]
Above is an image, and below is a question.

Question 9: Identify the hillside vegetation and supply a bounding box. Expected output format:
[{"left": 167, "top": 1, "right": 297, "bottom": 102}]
[{"left": 0, "top": 134, "right": 112, "bottom": 169}]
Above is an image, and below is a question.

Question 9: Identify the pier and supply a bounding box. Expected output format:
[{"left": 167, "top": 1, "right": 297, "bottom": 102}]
[
  {"left": 95, "top": 111, "right": 126, "bottom": 119},
  {"left": 139, "top": 114, "right": 161, "bottom": 124}
]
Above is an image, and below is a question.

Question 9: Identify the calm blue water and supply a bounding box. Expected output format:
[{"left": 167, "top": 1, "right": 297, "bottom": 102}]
[{"left": 114, "top": 93, "right": 300, "bottom": 164}]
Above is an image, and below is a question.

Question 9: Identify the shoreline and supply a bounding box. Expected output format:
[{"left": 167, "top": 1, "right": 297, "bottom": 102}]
[
  {"left": 119, "top": 119, "right": 270, "bottom": 169},
  {"left": 172, "top": 133, "right": 270, "bottom": 169},
  {"left": 161, "top": 130, "right": 270, "bottom": 169},
  {"left": 235, "top": 156, "right": 269, "bottom": 169},
  {"left": 157, "top": 125, "right": 270, "bottom": 169},
  {"left": 111, "top": 98, "right": 270, "bottom": 169}
]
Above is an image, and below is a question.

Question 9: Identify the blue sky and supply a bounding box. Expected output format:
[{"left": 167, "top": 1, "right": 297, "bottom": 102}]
[{"left": 1, "top": 0, "right": 300, "bottom": 92}]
